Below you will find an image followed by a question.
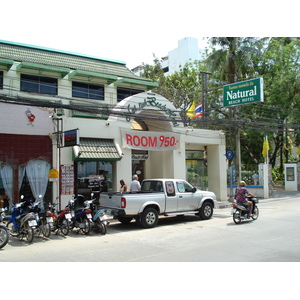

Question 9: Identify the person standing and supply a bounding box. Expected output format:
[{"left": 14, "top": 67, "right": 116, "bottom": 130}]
[
  {"left": 252, "top": 172, "right": 259, "bottom": 185},
  {"left": 119, "top": 180, "right": 128, "bottom": 192},
  {"left": 130, "top": 174, "right": 141, "bottom": 192}
]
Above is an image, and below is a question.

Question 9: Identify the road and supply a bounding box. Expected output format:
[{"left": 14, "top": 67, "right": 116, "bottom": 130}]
[{"left": 1, "top": 193, "right": 300, "bottom": 262}]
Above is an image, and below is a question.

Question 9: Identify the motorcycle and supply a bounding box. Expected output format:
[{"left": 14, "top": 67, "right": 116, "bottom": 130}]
[
  {"left": 67, "top": 195, "right": 93, "bottom": 235},
  {"left": 47, "top": 201, "right": 72, "bottom": 236},
  {"left": 6, "top": 197, "right": 37, "bottom": 243},
  {"left": 30, "top": 196, "right": 52, "bottom": 238},
  {"left": 86, "top": 196, "right": 109, "bottom": 235},
  {"left": 231, "top": 196, "right": 259, "bottom": 224},
  {"left": 0, "top": 208, "right": 9, "bottom": 249}
]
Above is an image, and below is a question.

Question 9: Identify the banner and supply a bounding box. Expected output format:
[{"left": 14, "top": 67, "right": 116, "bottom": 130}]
[{"left": 122, "top": 129, "right": 180, "bottom": 151}]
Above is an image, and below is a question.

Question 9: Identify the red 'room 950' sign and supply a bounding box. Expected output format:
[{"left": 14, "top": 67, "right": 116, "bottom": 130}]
[{"left": 121, "top": 129, "right": 180, "bottom": 151}]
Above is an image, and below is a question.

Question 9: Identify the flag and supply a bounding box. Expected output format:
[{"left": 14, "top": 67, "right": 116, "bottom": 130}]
[
  {"left": 262, "top": 136, "right": 270, "bottom": 158},
  {"left": 186, "top": 101, "right": 196, "bottom": 119},
  {"left": 186, "top": 102, "right": 203, "bottom": 119},
  {"left": 194, "top": 102, "right": 203, "bottom": 118}
]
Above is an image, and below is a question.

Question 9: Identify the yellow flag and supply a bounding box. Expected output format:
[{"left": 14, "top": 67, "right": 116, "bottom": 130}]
[
  {"left": 262, "top": 137, "right": 270, "bottom": 158},
  {"left": 186, "top": 102, "right": 196, "bottom": 119}
]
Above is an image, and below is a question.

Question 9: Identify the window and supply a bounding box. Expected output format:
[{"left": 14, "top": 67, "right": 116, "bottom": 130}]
[
  {"left": 177, "top": 181, "right": 194, "bottom": 193},
  {"left": 20, "top": 74, "right": 57, "bottom": 95},
  {"left": 72, "top": 81, "right": 104, "bottom": 100},
  {"left": 117, "top": 87, "right": 143, "bottom": 102},
  {"left": 165, "top": 181, "right": 175, "bottom": 197},
  {"left": 0, "top": 71, "right": 3, "bottom": 89}
]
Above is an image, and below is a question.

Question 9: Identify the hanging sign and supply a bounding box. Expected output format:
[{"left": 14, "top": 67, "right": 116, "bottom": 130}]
[
  {"left": 223, "top": 78, "right": 264, "bottom": 107},
  {"left": 63, "top": 129, "right": 79, "bottom": 147},
  {"left": 122, "top": 129, "right": 180, "bottom": 151}
]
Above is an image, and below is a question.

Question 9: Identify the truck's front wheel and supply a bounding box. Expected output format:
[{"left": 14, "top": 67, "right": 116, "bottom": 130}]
[
  {"left": 141, "top": 208, "right": 158, "bottom": 228},
  {"left": 199, "top": 202, "right": 213, "bottom": 220}
]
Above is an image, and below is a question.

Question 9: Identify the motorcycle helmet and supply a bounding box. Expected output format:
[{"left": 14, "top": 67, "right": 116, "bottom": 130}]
[{"left": 239, "top": 181, "right": 246, "bottom": 186}]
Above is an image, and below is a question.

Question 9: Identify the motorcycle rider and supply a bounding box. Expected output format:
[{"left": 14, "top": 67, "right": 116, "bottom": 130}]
[{"left": 235, "top": 181, "right": 255, "bottom": 217}]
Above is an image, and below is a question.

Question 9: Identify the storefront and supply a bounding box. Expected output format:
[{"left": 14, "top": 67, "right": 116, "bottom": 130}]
[
  {"left": 60, "top": 92, "right": 227, "bottom": 206},
  {"left": 0, "top": 104, "right": 53, "bottom": 209}
]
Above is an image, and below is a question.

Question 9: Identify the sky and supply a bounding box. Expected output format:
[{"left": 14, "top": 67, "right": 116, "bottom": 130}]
[{"left": 1, "top": 1, "right": 297, "bottom": 70}]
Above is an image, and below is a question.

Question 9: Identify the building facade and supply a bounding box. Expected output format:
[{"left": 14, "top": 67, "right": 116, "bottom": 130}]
[{"left": 0, "top": 40, "right": 227, "bottom": 210}]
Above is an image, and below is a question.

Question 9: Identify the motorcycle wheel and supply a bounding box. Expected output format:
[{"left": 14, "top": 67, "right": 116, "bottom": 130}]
[
  {"left": 82, "top": 219, "right": 91, "bottom": 235},
  {"left": 96, "top": 219, "right": 107, "bottom": 235},
  {"left": 0, "top": 225, "right": 9, "bottom": 249},
  {"left": 42, "top": 222, "right": 51, "bottom": 238},
  {"left": 25, "top": 225, "right": 34, "bottom": 243},
  {"left": 60, "top": 218, "right": 70, "bottom": 236},
  {"left": 251, "top": 207, "right": 259, "bottom": 220},
  {"left": 233, "top": 210, "right": 242, "bottom": 224},
  {"left": 6, "top": 221, "right": 19, "bottom": 237}
]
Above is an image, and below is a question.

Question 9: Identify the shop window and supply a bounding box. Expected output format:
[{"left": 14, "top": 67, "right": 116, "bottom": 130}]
[
  {"left": 117, "top": 87, "right": 144, "bottom": 102},
  {"left": 19, "top": 159, "right": 52, "bottom": 210},
  {"left": 76, "top": 161, "right": 113, "bottom": 199},
  {"left": 186, "top": 150, "right": 207, "bottom": 189},
  {"left": 20, "top": 74, "right": 57, "bottom": 95},
  {"left": 72, "top": 81, "right": 104, "bottom": 100},
  {"left": 0, "top": 71, "right": 3, "bottom": 89},
  {"left": 0, "top": 162, "right": 13, "bottom": 209}
]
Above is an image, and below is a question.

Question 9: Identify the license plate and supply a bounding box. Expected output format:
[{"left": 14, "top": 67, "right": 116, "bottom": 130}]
[
  {"left": 86, "top": 213, "right": 92, "bottom": 219},
  {"left": 106, "top": 209, "right": 111, "bottom": 215},
  {"left": 46, "top": 217, "right": 54, "bottom": 223},
  {"left": 28, "top": 219, "right": 37, "bottom": 227},
  {"left": 231, "top": 208, "right": 236, "bottom": 214},
  {"left": 65, "top": 213, "right": 71, "bottom": 219}
]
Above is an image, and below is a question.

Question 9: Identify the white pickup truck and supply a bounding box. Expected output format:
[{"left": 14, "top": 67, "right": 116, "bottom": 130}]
[{"left": 99, "top": 178, "right": 217, "bottom": 228}]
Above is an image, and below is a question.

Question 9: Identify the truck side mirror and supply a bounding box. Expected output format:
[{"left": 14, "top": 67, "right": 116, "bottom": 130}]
[{"left": 192, "top": 187, "right": 197, "bottom": 193}]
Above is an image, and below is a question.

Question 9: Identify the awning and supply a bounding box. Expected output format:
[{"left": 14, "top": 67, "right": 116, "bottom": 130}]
[
  {"left": 113, "top": 77, "right": 159, "bottom": 90},
  {"left": 73, "top": 138, "right": 122, "bottom": 161},
  {"left": 68, "top": 70, "right": 118, "bottom": 84},
  {"left": 0, "top": 58, "right": 14, "bottom": 70},
  {"left": 16, "top": 62, "right": 70, "bottom": 77}
]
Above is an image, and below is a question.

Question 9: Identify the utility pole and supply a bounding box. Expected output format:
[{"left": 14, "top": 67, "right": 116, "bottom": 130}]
[{"left": 201, "top": 72, "right": 212, "bottom": 129}]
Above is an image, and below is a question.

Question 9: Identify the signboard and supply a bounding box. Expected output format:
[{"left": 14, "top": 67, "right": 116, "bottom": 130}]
[
  {"left": 223, "top": 78, "right": 264, "bottom": 107},
  {"left": 48, "top": 168, "right": 59, "bottom": 181},
  {"left": 63, "top": 129, "right": 79, "bottom": 147},
  {"left": 122, "top": 129, "right": 180, "bottom": 151},
  {"left": 60, "top": 165, "right": 74, "bottom": 195}
]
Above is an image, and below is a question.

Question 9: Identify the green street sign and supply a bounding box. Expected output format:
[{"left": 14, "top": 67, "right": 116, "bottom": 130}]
[{"left": 223, "top": 77, "right": 264, "bottom": 107}]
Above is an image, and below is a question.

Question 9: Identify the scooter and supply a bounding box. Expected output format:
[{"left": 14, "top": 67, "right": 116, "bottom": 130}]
[
  {"left": 231, "top": 196, "right": 259, "bottom": 224},
  {"left": 67, "top": 195, "right": 93, "bottom": 235},
  {"left": 6, "top": 197, "right": 37, "bottom": 243},
  {"left": 31, "top": 196, "right": 52, "bottom": 238},
  {"left": 86, "top": 196, "right": 109, "bottom": 235},
  {"left": 0, "top": 208, "right": 9, "bottom": 249},
  {"left": 47, "top": 201, "right": 72, "bottom": 236}
]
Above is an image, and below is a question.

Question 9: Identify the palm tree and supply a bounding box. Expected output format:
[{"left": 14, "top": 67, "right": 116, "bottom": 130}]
[{"left": 205, "top": 37, "right": 259, "bottom": 84}]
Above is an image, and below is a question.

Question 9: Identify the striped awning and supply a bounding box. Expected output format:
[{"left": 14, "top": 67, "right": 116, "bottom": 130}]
[{"left": 73, "top": 138, "right": 122, "bottom": 161}]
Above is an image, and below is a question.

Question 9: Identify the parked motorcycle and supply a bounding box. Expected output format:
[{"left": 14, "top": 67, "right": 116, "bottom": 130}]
[
  {"left": 6, "top": 197, "right": 37, "bottom": 243},
  {"left": 67, "top": 195, "right": 93, "bottom": 234},
  {"left": 31, "top": 196, "right": 52, "bottom": 238},
  {"left": 86, "top": 196, "right": 109, "bottom": 235},
  {"left": 0, "top": 208, "right": 9, "bottom": 249},
  {"left": 231, "top": 196, "right": 259, "bottom": 224},
  {"left": 47, "top": 201, "right": 72, "bottom": 236}
]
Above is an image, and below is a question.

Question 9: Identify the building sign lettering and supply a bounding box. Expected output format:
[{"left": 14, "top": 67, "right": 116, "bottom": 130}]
[
  {"left": 223, "top": 78, "right": 264, "bottom": 107},
  {"left": 126, "top": 96, "right": 179, "bottom": 127},
  {"left": 122, "top": 129, "right": 180, "bottom": 151}
]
